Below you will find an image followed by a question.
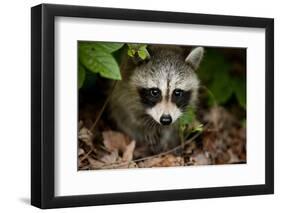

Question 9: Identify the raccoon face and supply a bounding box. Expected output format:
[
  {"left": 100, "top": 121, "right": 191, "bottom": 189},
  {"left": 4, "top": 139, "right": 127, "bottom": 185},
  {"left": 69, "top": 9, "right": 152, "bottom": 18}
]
[
  {"left": 132, "top": 47, "right": 204, "bottom": 125},
  {"left": 138, "top": 87, "right": 192, "bottom": 125}
]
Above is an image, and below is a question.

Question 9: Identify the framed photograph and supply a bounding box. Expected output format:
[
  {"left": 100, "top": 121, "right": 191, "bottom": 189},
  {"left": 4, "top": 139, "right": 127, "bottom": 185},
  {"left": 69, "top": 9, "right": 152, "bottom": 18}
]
[{"left": 31, "top": 3, "right": 274, "bottom": 209}]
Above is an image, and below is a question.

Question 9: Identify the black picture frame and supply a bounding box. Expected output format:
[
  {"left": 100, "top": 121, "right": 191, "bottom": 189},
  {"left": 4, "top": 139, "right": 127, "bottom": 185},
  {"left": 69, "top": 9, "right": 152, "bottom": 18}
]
[{"left": 31, "top": 3, "right": 274, "bottom": 209}]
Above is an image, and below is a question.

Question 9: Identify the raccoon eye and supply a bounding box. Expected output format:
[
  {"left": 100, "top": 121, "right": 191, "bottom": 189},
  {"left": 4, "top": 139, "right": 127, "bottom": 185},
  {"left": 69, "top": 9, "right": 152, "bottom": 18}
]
[
  {"left": 173, "top": 89, "right": 183, "bottom": 97},
  {"left": 150, "top": 88, "right": 161, "bottom": 97}
]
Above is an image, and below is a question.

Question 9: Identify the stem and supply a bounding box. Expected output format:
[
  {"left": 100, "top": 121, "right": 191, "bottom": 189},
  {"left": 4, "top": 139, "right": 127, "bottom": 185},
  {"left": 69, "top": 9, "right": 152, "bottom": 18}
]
[{"left": 134, "top": 122, "right": 210, "bottom": 163}]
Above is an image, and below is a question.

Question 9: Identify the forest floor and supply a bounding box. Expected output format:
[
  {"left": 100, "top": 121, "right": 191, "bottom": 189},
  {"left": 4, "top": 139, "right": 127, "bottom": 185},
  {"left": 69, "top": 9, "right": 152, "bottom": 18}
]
[{"left": 78, "top": 104, "right": 246, "bottom": 170}]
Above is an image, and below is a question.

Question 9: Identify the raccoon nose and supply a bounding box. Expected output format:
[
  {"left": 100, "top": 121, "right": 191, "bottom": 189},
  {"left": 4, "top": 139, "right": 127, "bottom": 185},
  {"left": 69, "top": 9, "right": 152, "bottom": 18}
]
[{"left": 160, "top": 114, "right": 172, "bottom": 125}]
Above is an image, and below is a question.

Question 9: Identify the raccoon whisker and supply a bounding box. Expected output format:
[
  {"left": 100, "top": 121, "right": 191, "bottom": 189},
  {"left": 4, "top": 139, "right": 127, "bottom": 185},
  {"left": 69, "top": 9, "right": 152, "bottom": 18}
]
[
  {"left": 144, "top": 118, "right": 154, "bottom": 129},
  {"left": 144, "top": 116, "right": 158, "bottom": 129}
]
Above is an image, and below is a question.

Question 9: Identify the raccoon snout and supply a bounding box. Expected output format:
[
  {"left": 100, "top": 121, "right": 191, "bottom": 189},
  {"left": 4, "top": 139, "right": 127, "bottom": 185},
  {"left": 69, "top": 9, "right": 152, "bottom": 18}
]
[{"left": 160, "top": 114, "right": 172, "bottom": 125}]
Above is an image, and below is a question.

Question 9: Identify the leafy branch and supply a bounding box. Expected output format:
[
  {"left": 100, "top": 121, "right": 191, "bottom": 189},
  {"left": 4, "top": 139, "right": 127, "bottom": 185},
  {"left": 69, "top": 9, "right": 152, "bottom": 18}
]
[{"left": 78, "top": 42, "right": 150, "bottom": 88}]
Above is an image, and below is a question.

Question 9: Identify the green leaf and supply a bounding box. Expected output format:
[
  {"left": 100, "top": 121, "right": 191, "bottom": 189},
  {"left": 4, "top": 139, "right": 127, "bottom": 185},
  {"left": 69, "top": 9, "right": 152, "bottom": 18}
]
[
  {"left": 128, "top": 43, "right": 143, "bottom": 50},
  {"left": 193, "top": 124, "right": 204, "bottom": 132},
  {"left": 137, "top": 50, "right": 147, "bottom": 60},
  {"left": 78, "top": 64, "right": 86, "bottom": 88},
  {"left": 127, "top": 44, "right": 150, "bottom": 60},
  {"left": 91, "top": 42, "right": 124, "bottom": 53},
  {"left": 127, "top": 48, "right": 135, "bottom": 57},
  {"left": 137, "top": 46, "right": 150, "bottom": 60},
  {"left": 179, "top": 106, "right": 196, "bottom": 127},
  {"left": 79, "top": 46, "right": 121, "bottom": 80}
]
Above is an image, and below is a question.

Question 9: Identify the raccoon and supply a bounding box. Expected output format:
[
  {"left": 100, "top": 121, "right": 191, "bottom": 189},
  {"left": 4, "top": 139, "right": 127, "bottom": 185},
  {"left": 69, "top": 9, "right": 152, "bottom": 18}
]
[{"left": 108, "top": 45, "right": 204, "bottom": 155}]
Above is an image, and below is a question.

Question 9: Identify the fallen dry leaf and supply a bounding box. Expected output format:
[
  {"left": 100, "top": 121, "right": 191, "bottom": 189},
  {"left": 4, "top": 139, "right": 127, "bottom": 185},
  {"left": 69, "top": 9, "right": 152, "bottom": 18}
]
[
  {"left": 78, "top": 148, "right": 84, "bottom": 156},
  {"left": 102, "top": 131, "right": 130, "bottom": 153},
  {"left": 138, "top": 157, "right": 163, "bottom": 168},
  {"left": 79, "top": 125, "right": 94, "bottom": 147},
  {"left": 88, "top": 158, "right": 105, "bottom": 169},
  {"left": 190, "top": 152, "right": 211, "bottom": 165},
  {"left": 83, "top": 131, "right": 137, "bottom": 170},
  {"left": 138, "top": 154, "right": 184, "bottom": 168},
  {"left": 100, "top": 150, "right": 119, "bottom": 164}
]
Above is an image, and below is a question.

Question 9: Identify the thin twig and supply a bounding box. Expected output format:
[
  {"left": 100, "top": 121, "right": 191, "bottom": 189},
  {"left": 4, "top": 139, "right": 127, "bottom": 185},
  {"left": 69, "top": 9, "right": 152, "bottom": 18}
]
[
  {"left": 134, "top": 122, "right": 211, "bottom": 163},
  {"left": 80, "top": 149, "right": 93, "bottom": 162}
]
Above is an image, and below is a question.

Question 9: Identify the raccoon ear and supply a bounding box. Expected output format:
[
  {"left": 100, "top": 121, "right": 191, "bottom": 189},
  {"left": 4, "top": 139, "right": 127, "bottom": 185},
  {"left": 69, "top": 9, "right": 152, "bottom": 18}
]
[{"left": 185, "top": 47, "right": 204, "bottom": 70}]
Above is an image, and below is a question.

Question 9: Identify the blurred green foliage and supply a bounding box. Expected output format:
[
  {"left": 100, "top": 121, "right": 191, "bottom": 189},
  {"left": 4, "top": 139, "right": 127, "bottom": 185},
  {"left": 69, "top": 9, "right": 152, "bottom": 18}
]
[
  {"left": 179, "top": 106, "right": 203, "bottom": 143},
  {"left": 179, "top": 106, "right": 196, "bottom": 129},
  {"left": 197, "top": 49, "right": 246, "bottom": 109}
]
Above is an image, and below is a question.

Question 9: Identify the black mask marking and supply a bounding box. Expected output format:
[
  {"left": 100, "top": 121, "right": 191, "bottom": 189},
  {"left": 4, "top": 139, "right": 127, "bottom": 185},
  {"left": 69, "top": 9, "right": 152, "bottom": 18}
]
[
  {"left": 138, "top": 87, "right": 162, "bottom": 108},
  {"left": 171, "top": 89, "right": 191, "bottom": 110}
]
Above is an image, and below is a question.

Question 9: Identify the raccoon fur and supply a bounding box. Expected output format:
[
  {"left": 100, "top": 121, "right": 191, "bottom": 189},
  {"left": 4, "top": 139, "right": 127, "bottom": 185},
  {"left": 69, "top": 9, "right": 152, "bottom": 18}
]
[{"left": 108, "top": 45, "right": 204, "bottom": 155}]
